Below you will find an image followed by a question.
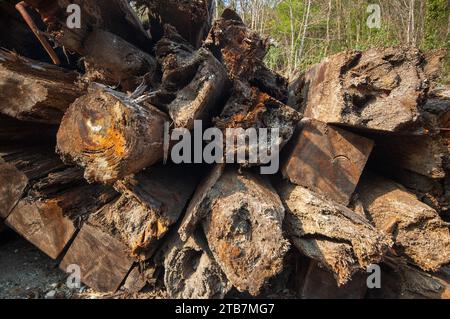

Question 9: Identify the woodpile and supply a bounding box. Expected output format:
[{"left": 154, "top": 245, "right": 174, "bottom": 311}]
[{"left": 0, "top": 0, "right": 449, "bottom": 299}]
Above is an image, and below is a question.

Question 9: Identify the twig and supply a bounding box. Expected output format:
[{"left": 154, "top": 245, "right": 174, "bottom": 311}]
[{"left": 15, "top": 1, "right": 61, "bottom": 65}]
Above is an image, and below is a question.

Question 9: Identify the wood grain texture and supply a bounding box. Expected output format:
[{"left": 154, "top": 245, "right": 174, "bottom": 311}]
[
  {"left": 357, "top": 174, "right": 450, "bottom": 272},
  {"left": 277, "top": 180, "right": 390, "bottom": 286},
  {"left": 60, "top": 223, "right": 134, "bottom": 292},
  {"left": 57, "top": 86, "right": 168, "bottom": 184},
  {"left": 6, "top": 167, "right": 116, "bottom": 259},
  {"left": 295, "top": 47, "right": 428, "bottom": 133},
  {"left": 282, "top": 120, "right": 374, "bottom": 205},
  {"left": 0, "top": 147, "right": 65, "bottom": 219},
  {"left": 0, "top": 50, "right": 84, "bottom": 124}
]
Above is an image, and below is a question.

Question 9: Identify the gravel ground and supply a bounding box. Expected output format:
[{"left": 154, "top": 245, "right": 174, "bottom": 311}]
[{"left": 0, "top": 230, "right": 167, "bottom": 299}]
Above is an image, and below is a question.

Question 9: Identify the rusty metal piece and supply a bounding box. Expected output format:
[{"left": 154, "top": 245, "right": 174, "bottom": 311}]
[{"left": 15, "top": 1, "right": 60, "bottom": 65}]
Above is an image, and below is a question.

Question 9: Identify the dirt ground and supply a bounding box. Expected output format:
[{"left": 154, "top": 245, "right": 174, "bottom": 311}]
[{"left": 0, "top": 230, "right": 168, "bottom": 299}]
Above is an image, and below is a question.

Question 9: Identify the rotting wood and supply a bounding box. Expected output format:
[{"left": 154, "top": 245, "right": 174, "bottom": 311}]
[
  {"left": 205, "top": 9, "right": 288, "bottom": 102},
  {"left": 25, "top": 0, "right": 151, "bottom": 52},
  {"left": 180, "top": 166, "right": 290, "bottom": 296},
  {"left": 82, "top": 164, "right": 200, "bottom": 260},
  {"left": 57, "top": 85, "right": 168, "bottom": 184},
  {"left": 215, "top": 80, "right": 300, "bottom": 166},
  {"left": 0, "top": 50, "right": 84, "bottom": 124},
  {"left": 276, "top": 180, "right": 390, "bottom": 286},
  {"left": 143, "top": 0, "right": 214, "bottom": 48},
  {"left": 292, "top": 47, "right": 428, "bottom": 133},
  {"left": 162, "top": 229, "right": 232, "bottom": 299},
  {"left": 0, "top": 147, "right": 66, "bottom": 219},
  {"left": 356, "top": 173, "right": 450, "bottom": 272},
  {"left": 155, "top": 25, "right": 229, "bottom": 129},
  {"left": 6, "top": 167, "right": 117, "bottom": 259}
]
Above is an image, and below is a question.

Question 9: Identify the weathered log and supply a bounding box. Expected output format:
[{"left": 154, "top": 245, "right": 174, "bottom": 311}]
[
  {"left": 25, "top": 0, "right": 155, "bottom": 89},
  {"left": 155, "top": 25, "right": 229, "bottom": 129},
  {"left": 205, "top": 9, "right": 288, "bottom": 102},
  {"left": 162, "top": 229, "right": 232, "bottom": 299},
  {"left": 60, "top": 223, "right": 134, "bottom": 292},
  {"left": 59, "top": 164, "right": 199, "bottom": 291},
  {"left": 356, "top": 174, "right": 450, "bottom": 272},
  {"left": 181, "top": 166, "right": 290, "bottom": 296},
  {"left": 367, "top": 258, "right": 450, "bottom": 299},
  {"left": 122, "top": 266, "right": 148, "bottom": 293},
  {"left": 6, "top": 167, "right": 116, "bottom": 259},
  {"left": 370, "top": 132, "right": 448, "bottom": 179},
  {"left": 25, "top": 0, "right": 151, "bottom": 52},
  {"left": 282, "top": 119, "right": 374, "bottom": 205},
  {"left": 292, "top": 47, "right": 428, "bottom": 133},
  {"left": 298, "top": 261, "right": 368, "bottom": 299},
  {"left": 388, "top": 168, "right": 449, "bottom": 216},
  {"left": 81, "top": 30, "right": 157, "bottom": 91},
  {"left": 82, "top": 163, "right": 200, "bottom": 260},
  {"left": 57, "top": 86, "right": 168, "bottom": 184},
  {"left": 144, "top": 0, "right": 214, "bottom": 48},
  {"left": 0, "top": 50, "right": 84, "bottom": 124},
  {"left": 0, "top": 147, "right": 66, "bottom": 220},
  {"left": 276, "top": 181, "right": 390, "bottom": 286},
  {"left": 215, "top": 80, "right": 300, "bottom": 166}
]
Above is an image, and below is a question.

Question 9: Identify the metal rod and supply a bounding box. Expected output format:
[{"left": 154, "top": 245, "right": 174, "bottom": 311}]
[{"left": 15, "top": 1, "right": 60, "bottom": 65}]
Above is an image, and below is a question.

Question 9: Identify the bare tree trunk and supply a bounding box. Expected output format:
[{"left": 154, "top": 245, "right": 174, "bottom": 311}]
[{"left": 297, "top": 0, "right": 311, "bottom": 68}]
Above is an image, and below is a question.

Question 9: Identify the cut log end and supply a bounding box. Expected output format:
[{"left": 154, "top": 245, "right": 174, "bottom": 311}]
[{"left": 57, "top": 87, "right": 168, "bottom": 184}]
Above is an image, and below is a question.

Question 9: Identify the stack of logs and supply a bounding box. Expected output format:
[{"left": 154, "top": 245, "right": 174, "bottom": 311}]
[{"left": 0, "top": 0, "right": 449, "bottom": 299}]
